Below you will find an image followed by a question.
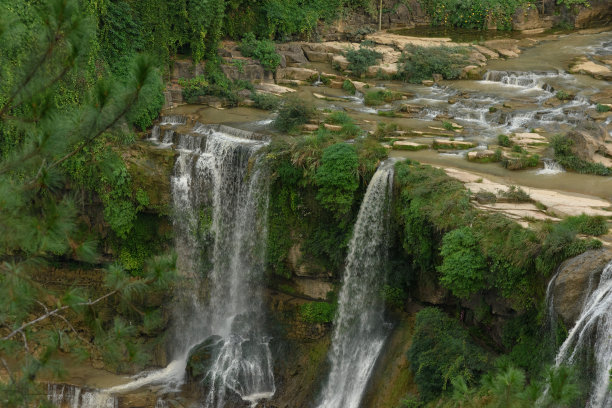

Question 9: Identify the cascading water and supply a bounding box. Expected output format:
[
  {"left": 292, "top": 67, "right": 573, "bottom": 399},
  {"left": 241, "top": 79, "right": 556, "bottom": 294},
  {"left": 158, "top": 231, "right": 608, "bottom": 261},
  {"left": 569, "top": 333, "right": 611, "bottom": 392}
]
[
  {"left": 48, "top": 384, "right": 117, "bottom": 408},
  {"left": 105, "top": 123, "right": 275, "bottom": 407},
  {"left": 552, "top": 260, "right": 612, "bottom": 408},
  {"left": 317, "top": 160, "right": 395, "bottom": 408}
]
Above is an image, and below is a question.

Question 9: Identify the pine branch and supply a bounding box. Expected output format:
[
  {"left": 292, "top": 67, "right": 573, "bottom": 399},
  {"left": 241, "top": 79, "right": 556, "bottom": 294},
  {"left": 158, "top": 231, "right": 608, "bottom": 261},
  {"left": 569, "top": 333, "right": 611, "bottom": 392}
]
[{"left": 2, "top": 290, "right": 117, "bottom": 342}]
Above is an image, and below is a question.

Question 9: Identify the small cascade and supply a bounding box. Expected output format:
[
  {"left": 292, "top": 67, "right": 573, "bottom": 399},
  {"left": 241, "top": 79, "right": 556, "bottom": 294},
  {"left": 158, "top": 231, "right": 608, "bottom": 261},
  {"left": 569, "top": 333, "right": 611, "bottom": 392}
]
[
  {"left": 160, "top": 115, "right": 188, "bottom": 126},
  {"left": 552, "top": 260, "right": 612, "bottom": 408},
  {"left": 107, "top": 124, "right": 274, "bottom": 407},
  {"left": 536, "top": 159, "right": 565, "bottom": 175},
  {"left": 481, "top": 70, "right": 564, "bottom": 92},
  {"left": 48, "top": 384, "right": 117, "bottom": 408},
  {"left": 317, "top": 160, "right": 395, "bottom": 408}
]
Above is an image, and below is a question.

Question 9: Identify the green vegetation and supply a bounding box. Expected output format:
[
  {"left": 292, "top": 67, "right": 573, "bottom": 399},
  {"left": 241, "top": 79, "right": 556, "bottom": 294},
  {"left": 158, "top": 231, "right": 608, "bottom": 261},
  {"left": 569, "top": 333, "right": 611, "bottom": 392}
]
[
  {"left": 397, "top": 45, "right": 470, "bottom": 83},
  {"left": 556, "top": 90, "right": 573, "bottom": 101},
  {"left": 252, "top": 92, "right": 282, "bottom": 110},
  {"left": 364, "top": 89, "right": 403, "bottom": 106},
  {"left": 315, "top": 143, "right": 360, "bottom": 217},
  {"left": 274, "top": 96, "right": 315, "bottom": 132},
  {"left": 408, "top": 308, "right": 489, "bottom": 400},
  {"left": 0, "top": 1, "right": 176, "bottom": 404},
  {"left": 502, "top": 153, "right": 540, "bottom": 170},
  {"left": 596, "top": 103, "right": 611, "bottom": 113},
  {"left": 551, "top": 135, "right": 612, "bottom": 176},
  {"left": 345, "top": 44, "right": 382, "bottom": 76},
  {"left": 498, "top": 134, "right": 512, "bottom": 147},
  {"left": 300, "top": 301, "right": 337, "bottom": 323},
  {"left": 342, "top": 79, "right": 357, "bottom": 95},
  {"left": 498, "top": 185, "right": 532, "bottom": 203},
  {"left": 560, "top": 214, "right": 609, "bottom": 236},
  {"left": 418, "top": 0, "right": 529, "bottom": 30},
  {"left": 239, "top": 32, "right": 281, "bottom": 72},
  {"left": 179, "top": 68, "right": 254, "bottom": 106}
]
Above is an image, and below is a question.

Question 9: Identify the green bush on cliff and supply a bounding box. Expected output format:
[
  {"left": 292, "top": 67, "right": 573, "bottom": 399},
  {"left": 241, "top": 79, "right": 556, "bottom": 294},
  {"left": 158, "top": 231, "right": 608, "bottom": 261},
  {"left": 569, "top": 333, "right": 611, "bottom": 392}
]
[
  {"left": 560, "top": 214, "right": 609, "bottom": 236},
  {"left": 418, "top": 0, "right": 525, "bottom": 30},
  {"left": 239, "top": 32, "right": 281, "bottom": 72},
  {"left": 300, "top": 301, "right": 337, "bottom": 323},
  {"left": 438, "top": 227, "right": 487, "bottom": 298},
  {"left": 408, "top": 308, "right": 489, "bottom": 401},
  {"left": 315, "top": 143, "right": 360, "bottom": 217},
  {"left": 396, "top": 45, "right": 470, "bottom": 83}
]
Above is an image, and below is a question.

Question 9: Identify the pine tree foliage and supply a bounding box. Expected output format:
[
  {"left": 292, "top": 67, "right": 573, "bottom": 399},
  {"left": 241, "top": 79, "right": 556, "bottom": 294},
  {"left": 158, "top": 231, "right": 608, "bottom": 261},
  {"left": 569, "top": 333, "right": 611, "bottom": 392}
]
[{"left": 0, "top": 1, "right": 176, "bottom": 406}]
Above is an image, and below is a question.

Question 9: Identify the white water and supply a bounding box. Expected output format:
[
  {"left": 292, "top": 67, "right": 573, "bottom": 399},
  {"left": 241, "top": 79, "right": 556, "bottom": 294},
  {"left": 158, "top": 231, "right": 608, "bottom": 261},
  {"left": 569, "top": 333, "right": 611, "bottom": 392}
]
[
  {"left": 553, "top": 260, "right": 612, "bottom": 408},
  {"left": 48, "top": 384, "right": 117, "bottom": 408},
  {"left": 535, "top": 159, "right": 565, "bottom": 175},
  {"left": 107, "top": 124, "right": 274, "bottom": 407},
  {"left": 317, "top": 161, "right": 395, "bottom": 408}
]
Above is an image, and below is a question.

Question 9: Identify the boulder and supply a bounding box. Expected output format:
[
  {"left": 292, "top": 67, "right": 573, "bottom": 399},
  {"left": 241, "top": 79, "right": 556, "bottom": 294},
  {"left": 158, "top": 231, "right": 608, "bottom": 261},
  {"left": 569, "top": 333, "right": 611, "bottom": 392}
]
[
  {"left": 186, "top": 335, "right": 223, "bottom": 380},
  {"left": 276, "top": 43, "right": 308, "bottom": 65},
  {"left": 569, "top": 57, "right": 612, "bottom": 81},
  {"left": 473, "top": 45, "right": 499, "bottom": 60},
  {"left": 467, "top": 149, "right": 497, "bottom": 162},
  {"left": 552, "top": 249, "right": 612, "bottom": 327},
  {"left": 277, "top": 67, "right": 318, "bottom": 81},
  {"left": 461, "top": 65, "right": 485, "bottom": 80},
  {"left": 392, "top": 141, "right": 428, "bottom": 151},
  {"left": 332, "top": 54, "right": 350, "bottom": 70},
  {"left": 566, "top": 125, "right": 612, "bottom": 162},
  {"left": 255, "top": 83, "right": 296, "bottom": 95},
  {"left": 366, "top": 63, "right": 398, "bottom": 77}
]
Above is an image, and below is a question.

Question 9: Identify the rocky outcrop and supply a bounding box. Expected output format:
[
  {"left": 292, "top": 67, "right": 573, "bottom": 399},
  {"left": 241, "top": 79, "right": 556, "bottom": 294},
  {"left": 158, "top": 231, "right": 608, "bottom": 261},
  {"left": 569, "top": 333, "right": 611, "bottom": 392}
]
[
  {"left": 574, "top": 0, "right": 612, "bottom": 28},
  {"left": 552, "top": 249, "right": 612, "bottom": 327},
  {"left": 566, "top": 125, "right": 612, "bottom": 167},
  {"left": 569, "top": 56, "right": 612, "bottom": 81}
]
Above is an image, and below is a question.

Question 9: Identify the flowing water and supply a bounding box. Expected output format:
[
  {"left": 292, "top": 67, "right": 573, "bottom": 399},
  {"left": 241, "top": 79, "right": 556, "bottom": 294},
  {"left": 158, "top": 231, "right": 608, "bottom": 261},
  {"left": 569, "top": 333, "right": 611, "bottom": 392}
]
[
  {"left": 317, "top": 161, "right": 395, "bottom": 408},
  {"left": 105, "top": 123, "right": 274, "bottom": 407},
  {"left": 552, "top": 260, "right": 612, "bottom": 408},
  {"left": 48, "top": 384, "right": 117, "bottom": 408}
]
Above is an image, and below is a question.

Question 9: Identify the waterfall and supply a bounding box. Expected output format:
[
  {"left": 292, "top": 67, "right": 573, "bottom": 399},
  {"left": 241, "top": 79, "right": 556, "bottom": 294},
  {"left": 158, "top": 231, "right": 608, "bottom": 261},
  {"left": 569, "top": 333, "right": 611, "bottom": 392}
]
[
  {"left": 552, "top": 260, "right": 612, "bottom": 408},
  {"left": 105, "top": 124, "right": 274, "bottom": 407},
  {"left": 536, "top": 159, "right": 565, "bottom": 175},
  {"left": 317, "top": 160, "right": 395, "bottom": 408}
]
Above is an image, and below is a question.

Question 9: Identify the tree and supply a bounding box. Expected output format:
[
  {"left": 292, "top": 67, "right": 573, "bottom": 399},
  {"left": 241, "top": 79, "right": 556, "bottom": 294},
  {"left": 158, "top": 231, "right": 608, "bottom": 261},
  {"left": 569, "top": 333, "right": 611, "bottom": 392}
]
[{"left": 0, "top": 1, "right": 175, "bottom": 406}]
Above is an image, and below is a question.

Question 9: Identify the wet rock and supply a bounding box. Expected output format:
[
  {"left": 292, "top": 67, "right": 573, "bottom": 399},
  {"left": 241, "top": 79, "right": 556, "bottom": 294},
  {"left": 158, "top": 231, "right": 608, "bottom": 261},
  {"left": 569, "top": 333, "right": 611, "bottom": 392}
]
[
  {"left": 512, "top": 132, "right": 547, "bottom": 147},
  {"left": 294, "top": 278, "right": 334, "bottom": 300},
  {"left": 483, "top": 39, "right": 521, "bottom": 59},
  {"left": 553, "top": 249, "right": 612, "bottom": 327},
  {"left": 186, "top": 335, "right": 223, "bottom": 381},
  {"left": 461, "top": 65, "right": 485, "bottom": 80},
  {"left": 569, "top": 57, "right": 612, "bottom": 81},
  {"left": 473, "top": 44, "right": 499, "bottom": 60},
  {"left": 422, "top": 80, "right": 434, "bottom": 86},
  {"left": 467, "top": 149, "right": 497, "bottom": 162},
  {"left": 255, "top": 83, "right": 296, "bottom": 95}
]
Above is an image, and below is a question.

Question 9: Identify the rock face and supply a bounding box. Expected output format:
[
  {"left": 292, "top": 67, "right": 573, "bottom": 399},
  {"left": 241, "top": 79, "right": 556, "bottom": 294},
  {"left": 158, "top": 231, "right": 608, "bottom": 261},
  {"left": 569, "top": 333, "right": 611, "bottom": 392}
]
[
  {"left": 574, "top": 0, "right": 612, "bottom": 28},
  {"left": 552, "top": 249, "right": 612, "bottom": 327},
  {"left": 566, "top": 125, "right": 612, "bottom": 164}
]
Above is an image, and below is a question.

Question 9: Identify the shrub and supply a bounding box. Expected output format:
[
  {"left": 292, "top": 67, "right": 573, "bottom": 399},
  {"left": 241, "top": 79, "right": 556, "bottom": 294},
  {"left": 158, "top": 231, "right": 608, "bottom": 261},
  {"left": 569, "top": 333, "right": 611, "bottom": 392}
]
[
  {"left": 274, "top": 96, "right": 314, "bottom": 132},
  {"left": 596, "top": 103, "right": 611, "bottom": 113},
  {"left": 408, "top": 308, "right": 488, "bottom": 401},
  {"left": 555, "top": 90, "right": 572, "bottom": 101},
  {"left": 498, "top": 186, "right": 532, "bottom": 203},
  {"left": 327, "top": 111, "right": 353, "bottom": 125},
  {"left": 345, "top": 44, "right": 382, "bottom": 76},
  {"left": 501, "top": 153, "right": 540, "bottom": 170},
  {"left": 497, "top": 134, "right": 512, "bottom": 147},
  {"left": 438, "top": 227, "right": 488, "bottom": 298},
  {"left": 551, "top": 135, "right": 612, "bottom": 176},
  {"left": 560, "top": 214, "right": 609, "bottom": 236},
  {"left": 364, "top": 89, "right": 402, "bottom": 106},
  {"left": 251, "top": 92, "right": 281, "bottom": 110},
  {"left": 300, "top": 301, "right": 336, "bottom": 323},
  {"left": 396, "top": 45, "right": 470, "bottom": 83},
  {"left": 315, "top": 143, "right": 359, "bottom": 217},
  {"left": 342, "top": 79, "right": 357, "bottom": 95},
  {"left": 239, "top": 32, "right": 281, "bottom": 72},
  {"left": 419, "top": 0, "right": 522, "bottom": 30}
]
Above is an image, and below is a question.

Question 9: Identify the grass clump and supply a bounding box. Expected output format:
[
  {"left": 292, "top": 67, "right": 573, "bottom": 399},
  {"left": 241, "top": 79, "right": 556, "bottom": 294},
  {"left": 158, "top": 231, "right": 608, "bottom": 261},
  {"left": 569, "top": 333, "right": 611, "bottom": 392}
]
[
  {"left": 326, "top": 112, "right": 361, "bottom": 138},
  {"left": 502, "top": 153, "right": 540, "bottom": 170},
  {"left": 396, "top": 44, "right": 470, "bottom": 83},
  {"left": 560, "top": 214, "right": 609, "bottom": 236},
  {"left": 596, "top": 103, "right": 611, "bottom": 113},
  {"left": 342, "top": 79, "right": 357, "bottom": 95},
  {"left": 498, "top": 185, "right": 532, "bottom": 203},
  {"left": 555, "top": 90, "right": 573, "bottom": 101},
  {"left": 251, "top": 92, "right": 281, "bottom": 110},
  {"left": 239, "top": 32, "right": 281, "bottom": 72},
  {"left": 345, "top": 44, "right": 382, "bottom": 77},
  {"left": 551, "top": 135, "right": 612, "bottom": 176},
  {"left": 300, "top": 301, "right": 336, "bottom": 324},
  {"left": 364, "top": 89, "right": 402, "bottom": 106},
  {"left": 497, "top": 134, "right": 512, "bottom": 147},
  {"left": 274, "top": 96, "right": 315, "bottom": 132}
]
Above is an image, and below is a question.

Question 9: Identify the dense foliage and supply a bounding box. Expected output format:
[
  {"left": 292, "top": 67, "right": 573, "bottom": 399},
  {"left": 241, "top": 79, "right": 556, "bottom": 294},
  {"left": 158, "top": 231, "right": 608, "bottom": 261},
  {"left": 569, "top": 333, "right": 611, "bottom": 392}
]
[
  {"left": 418, "top": 0, "right": 528, "bottom": 30},
  {"left": 0, "top": 1, "right": 176, "bottom": 405},
  {"left": 344, "top": 44, "right": 382, "bottom": 77},
  {"left": 551, "top": 134, "right": 612, "bottom": 176},
  {"left": 397, "top": 45, "right": 470, "bottom": 83}
]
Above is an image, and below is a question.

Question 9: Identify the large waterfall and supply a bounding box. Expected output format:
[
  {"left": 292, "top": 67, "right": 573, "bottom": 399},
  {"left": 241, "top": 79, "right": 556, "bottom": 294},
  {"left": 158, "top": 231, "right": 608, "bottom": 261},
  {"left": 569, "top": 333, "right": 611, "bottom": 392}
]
[
  {"left": 553, "top": 260, "right": 612, "bottom": 408},
  {"left": 104, "top": 123, "right": 274, "bottom": 406},
  {"left": 317, "top": 161, "right": 395, "bottom": 408}
]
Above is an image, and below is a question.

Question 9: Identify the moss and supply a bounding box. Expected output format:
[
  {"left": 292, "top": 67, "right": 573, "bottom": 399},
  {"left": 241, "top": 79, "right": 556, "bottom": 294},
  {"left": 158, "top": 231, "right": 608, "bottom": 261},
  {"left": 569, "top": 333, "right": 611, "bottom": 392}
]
[{"left": 432, "top": 140, "right": 476, "bottom": 150}]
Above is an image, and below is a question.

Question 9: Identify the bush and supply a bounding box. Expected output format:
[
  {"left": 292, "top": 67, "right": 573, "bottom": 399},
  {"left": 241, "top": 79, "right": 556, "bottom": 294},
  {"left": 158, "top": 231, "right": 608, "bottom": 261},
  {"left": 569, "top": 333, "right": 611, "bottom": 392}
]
[
  {"left": 551, "top": 135, "right": 612, "bottom": 176},
  {"left": 560, "top": 214, "right": 609, "bottom": 236},
  {"left": 497, "top": 134, "right": 512, "bottom": 147},
  {"left": 300, "top": 301, "right": 336, "bottom": 323},
  {"left": 596, "top": 103, "right": 611, "bottom": 113},
  {"left": 438, "top": 227, "right": 487, "bottom": 298},
  {"left": 408, "top": 308, "right": 488, "bottom": 401},
  {"left": 239, "top": 32, "right": 281, "bottom": 72},
  {"left": 501, "top": 153, "right": 540, "bottom": 170},
  {"left": 419, "top": 0, "right": 522, "bottom": 30},
  {"left": 342, "top": 79, "right": 357, "bottom": 95},
  {"left": 274, "top": 96, "right": 314, "bottom": 132},
  {"left": 345, "top": 44, "right": 382, "bottom": 76},
  {"left": 556, "top": 90, "right": 572, "bottom": 101},
  {"left": 315, "top": 143, "right": 359, "bottom": 217},
  {"left": 498, "top": 185, "right": 532, "bottom": 203},
  {"left": 396, "top": 45, "right": 470, "bottom": 83},
  {"left": 364, "top": 89, "right": 402, "bottom": 106},
  {"left": 251, "top": 92, "right": 281, "bottom": 110}
]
